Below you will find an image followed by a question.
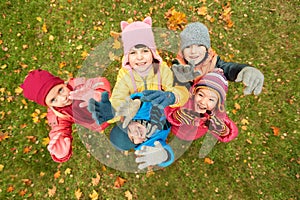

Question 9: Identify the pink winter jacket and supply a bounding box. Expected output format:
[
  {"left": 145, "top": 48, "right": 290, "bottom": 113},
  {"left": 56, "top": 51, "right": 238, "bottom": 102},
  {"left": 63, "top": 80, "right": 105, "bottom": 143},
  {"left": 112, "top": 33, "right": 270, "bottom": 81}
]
[{"left": 46, "top": 77, "right": 111, "bottom": 163}]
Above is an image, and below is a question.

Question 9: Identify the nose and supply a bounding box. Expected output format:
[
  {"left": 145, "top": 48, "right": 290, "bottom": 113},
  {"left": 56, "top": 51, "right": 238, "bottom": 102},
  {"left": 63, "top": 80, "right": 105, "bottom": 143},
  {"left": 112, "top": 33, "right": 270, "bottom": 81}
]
[
  {"left": 190, "top": 45, "right": 197, "bottom": 53},
  {"left": 57, "top": 94, "right": 68, "bottom": 103},
  {"left": 136, "top": 51, "right": 143, "bottom": 60}
]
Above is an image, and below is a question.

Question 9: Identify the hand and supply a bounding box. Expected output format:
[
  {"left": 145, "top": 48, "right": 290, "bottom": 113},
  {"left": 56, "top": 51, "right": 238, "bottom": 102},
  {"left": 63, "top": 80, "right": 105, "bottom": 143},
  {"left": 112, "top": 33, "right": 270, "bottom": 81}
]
[
  {"left": 172, "top": 62, "right": 201, "bottom": 83},
  {"left": 48, "top": 135, "right": 71, "bottom": 159},
  {"left": 141, "top": 90, "right": 175, "bottom": 109},
  {"left": 115, "top": 98, "right": 141, "bottom": 128},
  {"left": 88, "top": 91, "right": 114, "bottom": 125},
  {"left": 135, "top": 141, "right": 168, "bottom": 170},
  {"left": 69, "top": 80, "right": 107, "bottom": 108},
  {"left": 235, "top": 66, "right": 264, "bottom": 95},
  {"left": 174, "top": 108, "right": 208, "bottom": 126},
  {"left": 205, "top": 115, "right": 229, "bottom": 136}
]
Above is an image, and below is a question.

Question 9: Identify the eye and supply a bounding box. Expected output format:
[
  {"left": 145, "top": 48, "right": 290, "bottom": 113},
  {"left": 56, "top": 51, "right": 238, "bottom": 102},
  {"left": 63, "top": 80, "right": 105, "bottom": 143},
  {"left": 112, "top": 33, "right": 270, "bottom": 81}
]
[
  {"left": 209, "top": 98, "right": 216, "bottom": 102},
  {"left": 51, "top": 98, "right": 57, "bottom": 104},
  {"left": 129, "top": 51, "right": 136, "bottom": 55},
  {"left": 143, "top": 49, "right": 150, "bottom": 53},
  {"left": 58, "top": 87, "right": 64, "bottom": 94}
]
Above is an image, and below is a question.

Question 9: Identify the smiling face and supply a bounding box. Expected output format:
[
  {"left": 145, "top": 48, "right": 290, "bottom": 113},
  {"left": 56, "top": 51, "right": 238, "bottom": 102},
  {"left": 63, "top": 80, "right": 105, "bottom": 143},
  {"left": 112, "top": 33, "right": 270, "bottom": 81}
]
[
  {"left": 45, "top": 84, "right": 72, "bottom": 107},
  {"left": 128, "top": 45, "right": 153, "bottom": 73},
  {"left": 194, "top": 87, "right": 219, "bottom": 114},
  {"left": 183, "top": 45, "right": 207, "bottom": 64},
  {"left": 127, "top": 121, "right": 147, "bottom": 144}
]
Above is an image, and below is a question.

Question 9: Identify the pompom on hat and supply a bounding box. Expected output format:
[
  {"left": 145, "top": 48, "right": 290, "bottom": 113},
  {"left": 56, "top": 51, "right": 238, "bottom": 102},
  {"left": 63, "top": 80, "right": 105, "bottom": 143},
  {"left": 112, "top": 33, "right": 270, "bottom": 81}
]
[
  {"left": 120, "top": 16, "right": 162, "bottom": 69},
  {"left": 192, "top": 71, "right": 228, "bottom": 108},
  {"left": 180, "top": 22, "right": 211, "bottom": 51},
  {"left": 20, "top": 69, "right": 64, "bottom": 106}
]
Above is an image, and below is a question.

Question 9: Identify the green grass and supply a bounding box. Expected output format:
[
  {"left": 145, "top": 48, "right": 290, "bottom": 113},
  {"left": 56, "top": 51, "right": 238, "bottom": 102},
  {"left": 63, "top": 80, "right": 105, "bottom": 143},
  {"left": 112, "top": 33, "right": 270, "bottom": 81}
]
[{"left": 0, "top": 0, "right": 299, "bottom": 199}]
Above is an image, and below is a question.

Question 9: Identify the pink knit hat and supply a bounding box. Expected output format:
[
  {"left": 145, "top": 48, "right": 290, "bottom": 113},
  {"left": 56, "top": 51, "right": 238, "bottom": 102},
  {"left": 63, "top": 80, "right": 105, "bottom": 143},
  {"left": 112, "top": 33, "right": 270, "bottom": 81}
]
[
  {"left": 192, "top": 71, "right": 228, "bottom": 105},
  {"left": 120, "top": 16, "right": 162, "bottom": 69},
  {"left": 20, "top": 69, "right": 64, "bottom": 106}
]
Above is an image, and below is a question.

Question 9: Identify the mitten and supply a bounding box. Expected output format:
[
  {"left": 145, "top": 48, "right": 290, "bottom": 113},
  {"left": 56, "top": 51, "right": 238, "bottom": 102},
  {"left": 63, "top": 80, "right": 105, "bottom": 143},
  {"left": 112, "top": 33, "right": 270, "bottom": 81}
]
[
  {"left": 88, "top": 91, "right": 114, "bottom": 125},
  {"left": 235, "top": 66, "right": 264, "bottom": 95},
  {"left": 48, "top": 135, "right": 71, "bottom": 159},
  {"left": 205, "top": 115, "right": 229, "bottom": 136},
  {"left": 172, "top": 62, "right": 201, "bottom": 83},
  {"left": 173, "top": 108, "right": 207, "bottom": 126},
  {"left": 141, "top": 90, "right": 175, "bottom": 109},
  {"left": 69, "top": 86, "right": 102, "bottom": 108},
  {"left": 135, "top": 141, "right": 168, "bottom": 170},
  {"left": 115, "top": 98, "right": 141, "bottom": 128}
]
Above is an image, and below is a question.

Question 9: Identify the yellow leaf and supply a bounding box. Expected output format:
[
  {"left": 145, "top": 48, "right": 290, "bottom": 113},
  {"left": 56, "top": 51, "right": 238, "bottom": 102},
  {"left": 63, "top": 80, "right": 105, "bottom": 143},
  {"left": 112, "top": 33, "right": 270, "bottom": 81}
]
[
  {"left": 76, "top": 45, "right": 83, "bottom": 50},
  {"left": 1, "top": 64, "right": 7, "bottom": 69},
  {"left": 241, "top": 118, "right": 249, "bottom": 125},
  {"left": 48, "top": 186, "right": 56, "bottom": 197},
  {"left": 124, "top": 190, "right": 133, "bottom": 200},
  {"left": 241, "top": 125, "right": 247, "bottom": 130},
  {"left": 42, "top": 137, "right": 50, "bottom": 146},
  {"left": 92, "top": 173, "right": 100, "bottom": 186},
  {"left": 204, "top": 157, "right": 214, "bottom": 164},
  {"left": 234, "top": 103, "right": 241, "bottom": 110},
  {"left": 108, "top": 51, "right": 115, "bottom": 61},
  {"left": 232, "top": 109, "right": 237, "bottom": 115},
  {"left": 197, "top": 6, "right": 207, "bottom": 16},
  {"left": 59, "top": 178, "right": 64, "bottom": 183},
  {"left": 49, "top": 35, "right": 55, "bottom": 41},
  {"left": 36, "top": 17, "right": 42, "bottom": 22},
  {"left": 23, "top": 146, "right": 32, "bottom": 154},
  {"left": 40, "top": 172, "right": 45, "bottom": 177},
  {"left": 65, "top": 168, "right": 72, "bottom": 175},
  {"left": 59, "top": 61, "right": 67, "bottom": 69},
  {"left": 81, "top": 51, "right": 89, "bottom": 59},
  {"left": 112, "top": 39, "right": 121, "bottom": 49},
  {"left": 75, "top": 188, "right": 82, "bottom": 200},
  {"left": 42, "top": 23, "right": 48, "bottom": 33},
  {"left": 110, "top": 31, "right": 121, "bottom": 40},
  {"left": 0, "top": 164, "right": 4, "bottom": 172},
  {"left": 89, "top": 190, "right": 99, "bottom": 200},
  {"left": 40, "top": 112, "right": 47, "bottom": 119}
]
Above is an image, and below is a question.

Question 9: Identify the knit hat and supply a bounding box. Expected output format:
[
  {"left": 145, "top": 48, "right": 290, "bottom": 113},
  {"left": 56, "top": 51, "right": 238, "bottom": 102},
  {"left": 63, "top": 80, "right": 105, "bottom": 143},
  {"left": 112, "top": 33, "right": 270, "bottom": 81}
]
[
  {"left": 180, "top": 22, "right": 211, "bottom": 52},
  {"left": 20, "top": 69, "right": 64, "bottom": 106},
  {"left": 110, "top": 125, "right": 136, "bottom": 151},
  {"left": 192, "top": 71, "right": 228, "bottom": 105},
  {"left": 120, "top": 16, "right": 162, "bottom": 69}
]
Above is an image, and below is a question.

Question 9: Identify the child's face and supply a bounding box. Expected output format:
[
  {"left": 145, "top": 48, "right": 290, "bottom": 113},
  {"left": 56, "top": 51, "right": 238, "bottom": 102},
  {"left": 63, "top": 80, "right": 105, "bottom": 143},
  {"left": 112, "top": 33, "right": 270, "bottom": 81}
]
[
  {"left": 183, "top": 45, "right": 207, "bottom": 64},
  {"left": 128, "top": 46, "right": 153, "bottom": 72},
  {"left": 194, "top": 88, "right": 218, "bottom": 113},
  {"left": 127, "top": 121, "right": 147, "bottom": 144},
  {"left": 45, "top": 84, "right": 72, "bottom": 107}
]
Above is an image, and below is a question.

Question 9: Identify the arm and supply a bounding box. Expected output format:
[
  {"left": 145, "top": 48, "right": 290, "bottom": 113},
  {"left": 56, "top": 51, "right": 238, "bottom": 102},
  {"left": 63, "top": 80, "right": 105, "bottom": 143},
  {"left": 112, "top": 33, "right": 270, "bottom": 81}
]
[{"left": 215, "top": 56, "right": 248, "bottom": 81}]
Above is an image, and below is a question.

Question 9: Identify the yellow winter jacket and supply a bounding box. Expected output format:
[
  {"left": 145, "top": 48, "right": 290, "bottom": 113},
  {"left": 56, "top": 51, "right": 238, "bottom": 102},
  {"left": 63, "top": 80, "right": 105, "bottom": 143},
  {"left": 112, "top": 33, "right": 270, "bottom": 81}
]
[{"left": 111, "top": 62, "right": 189, "bottom": 111}]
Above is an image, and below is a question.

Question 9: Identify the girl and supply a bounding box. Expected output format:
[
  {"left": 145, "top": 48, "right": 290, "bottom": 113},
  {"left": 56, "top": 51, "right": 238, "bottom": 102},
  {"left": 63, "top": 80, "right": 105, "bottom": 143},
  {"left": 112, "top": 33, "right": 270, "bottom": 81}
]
[
  {"left": 172, "top": 22, "right": 264, "bottom": 96},
  {"left": 21, "top": 69, "right": 111, "bottom": 162},
  {"left": 165, "top": 71, "right": 238, "bottom": 142}
]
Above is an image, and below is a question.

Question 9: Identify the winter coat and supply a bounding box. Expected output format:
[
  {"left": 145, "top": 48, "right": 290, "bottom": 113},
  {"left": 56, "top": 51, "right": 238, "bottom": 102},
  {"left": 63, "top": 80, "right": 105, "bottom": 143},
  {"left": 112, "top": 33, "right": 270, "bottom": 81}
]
[
  {"left": 110, "top": 62, "right": 189, "bottom": 111},
  {"left": 46, "top": 77, "right": 111, "bottom": 163}
]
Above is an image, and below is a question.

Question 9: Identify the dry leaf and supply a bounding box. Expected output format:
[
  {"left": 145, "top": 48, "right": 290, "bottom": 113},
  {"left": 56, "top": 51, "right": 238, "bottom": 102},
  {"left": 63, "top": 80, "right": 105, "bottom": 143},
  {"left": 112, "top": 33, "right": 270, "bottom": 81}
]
[
  {"left": 54, "top": 170, "right": 61, "bottom": 179},
  {"left": 197, "top": 6, "right": 207, "bottom": 16},
  {"left": 15, "top": 87, "right": 23, "bottom": 95},
  {"left": 19, "top": 189, "right": 27, "bottom": 197},
  {"left": 36, "top": 17, "right": 42, "bottom": 22},
  {"left": 89, "top": 190, "right": 99, "bottom": 200},
  {"left": 65, "top": 168, "right": 72, "bottom": 175},
  {"left": 241, "top": 118, "right": 249, "bottom": 125},
  {"left": 0, "top": 132, "right": 9, "bottom": 141},
  {"left": 75, "top": 188, "right": 82, "bottom": 200},
  {"left": 7, "top": 185, "right": 14, "bottom": 192},
  {"left": 0, "top": 164, "right": 4, "bottom": 171},
  {"left": 114, "top": 176, "right": 126, "bottom": 188},
  {"left": 42, "top": 137, "right": 50, "bottom": 146},
  {"left": 124, "top": 190, "right": 133, "bottom": 200},
  {"left": 42, "top": 23, "right": 48, "bottom": 33},
  {"left": 164, "top": 7, "right": 187, "bottom": 30},
  {"left": 23, "top": 146, "right": 32, "bottom": 154},
  {"left": 204, "top": 157, "right": 214, "bottom": 164},
  {"left": 271, "top": 126, "right": 280, "bottom": 136},
  {"left": 48, "top": 186, "right": 56, "bottom": 197},
  {"left": 112, "top": 39, "right": 121, "bottom": 49},
  {"left": 110, "top": 31, "right": 121, "bottom": 40},
  {"left": 92, "top": 173, "right": 100, "bottom": 186},
  {"left": 49, "top": 35, "right": 55, "bottom": 41},
  {"left": 241, "top": 125, "right": 247, "bottom": 131},
  {"left": 81, "top": 51, "right": 89, "bottom": 59},
  {"left": 234, "top": 103, "right": 241, "bottom": 110}
]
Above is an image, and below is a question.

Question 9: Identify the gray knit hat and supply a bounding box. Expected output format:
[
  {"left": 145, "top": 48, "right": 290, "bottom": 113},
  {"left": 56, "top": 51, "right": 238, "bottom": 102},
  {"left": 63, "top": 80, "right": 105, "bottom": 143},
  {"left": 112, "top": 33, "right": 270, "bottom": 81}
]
[{"left": 180, "top": 22, "right": 211, "bottom": 51}]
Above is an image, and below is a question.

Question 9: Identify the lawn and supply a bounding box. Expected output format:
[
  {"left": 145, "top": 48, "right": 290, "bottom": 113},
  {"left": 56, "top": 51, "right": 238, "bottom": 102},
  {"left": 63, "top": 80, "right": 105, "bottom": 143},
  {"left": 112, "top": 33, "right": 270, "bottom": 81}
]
[{"left": 0, "top": 0, "right": 299, "bottom": 199}]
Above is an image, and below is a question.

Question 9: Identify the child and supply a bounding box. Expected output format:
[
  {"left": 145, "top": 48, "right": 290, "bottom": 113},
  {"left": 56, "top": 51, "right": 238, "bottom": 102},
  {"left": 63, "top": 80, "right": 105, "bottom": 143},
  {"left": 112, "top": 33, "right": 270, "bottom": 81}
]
[
  {"left": 172, "top": 22, "right": 264, "bottom": 96},
  {"left": 110, "top": 16, "right": 189, "bottom": 112},
  {"left": 109, "top": 93, "right": 174, "bottom": 170},
  {"left": 21, "top": 69, "right": 111, "bottom": 163},
  {"left": 165, "top": 71, "right": 238, "bottom": 142}
]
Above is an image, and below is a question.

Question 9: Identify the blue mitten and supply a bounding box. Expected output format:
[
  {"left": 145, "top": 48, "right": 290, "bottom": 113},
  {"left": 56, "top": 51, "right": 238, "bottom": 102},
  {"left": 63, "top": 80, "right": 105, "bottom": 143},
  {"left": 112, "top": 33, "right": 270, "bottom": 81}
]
[
  {"left": 88, "top": 91, "right": 114, "bottom": 125},
  {"left": 141, "top": 90, "right": 175, "bottom": 109},
  {"left": 235, "top": 66, "right": 264, "bottom": 95}
]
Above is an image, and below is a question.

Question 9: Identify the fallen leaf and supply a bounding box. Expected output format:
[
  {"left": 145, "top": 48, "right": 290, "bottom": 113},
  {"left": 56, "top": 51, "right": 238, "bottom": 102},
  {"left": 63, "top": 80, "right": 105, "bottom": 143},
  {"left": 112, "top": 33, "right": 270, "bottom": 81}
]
[
  {"left": 164, "top": 7, "right": 187, "bottom": 30},
  {"left": 234, "top": 103, "right": 241, "bottom": 110},
  {"left": 23, "top": 146, "right": 32, "bottom": 154},
  {"left": 65, "top": 168, "right": 72, "bottom": 175},
  {"left": 241, "top": 125, "right": 247, "bottom": 131},
  {"left": 15, "top": 87, "right": 23, "bottom": 95},
  {"left": 81, "top": 51, "right": 88, "bottom": 59},
  {"left": 197, "top": 6, "right": 207, "bottom": 16},
  {"left": 92, "top": 172, "right": 100, "bottom": 186},
  {"left": 76, "top": 45, "right": 83, "bottom": 50},
  {"left": 42, "top": 23, "right": 48, "bottom": 33},
  {"left": 0, "top": 132, "right": 9, "bottom": 141},
  {"left": 114, "top": 176, "right": 126, "bottom": 188},
  {"left": 49, "top": 35, "right": 55, "bottom": 41},
  {"left": 110, "top": 31, "right": 121, "bottom": 40},
  {"left": 124, "top": 190, "right": 133, "bottom": 200},
  {"left": 241, "top": 118, "right": 249, "bottom": 125},
  {"left": 204, "top": 157, "right": 214, "bottom": 164},
  {"left": 48, "top": 186, "right": 56, "bottom": 197},
  {"left": 112, "top": 39, "right": 121, "bottom": 49},
  {"left": 54, "top": 170, "right": 61, "bottom": 179},
  {"left": 7, "top": 185, "right": 14, "bottom": 192},
  {"left": 271, "top": 126, "right": 280, "bottom": 136},
  {"left": 0, "top": 164, "right": 4, "bottom": 171},
  {"left": 42, "top": 137, "right": 50, "bottom": 146},
  {"left": 75, "top": 188, "right": 82, "bottom": 200},
  {"left": 22, "top": 179, "right": 32, "bottom": 186},
  {"left": 19, "top": 189, "right": 27, "bottom": 197},
  {"left": 36, "top": 17, "right": 42, "bottom": 22},
  {"left": 59, "top": 61, "right": 67, "bottom": 69},
  {"left": 89, "top": 190, "right": 99, "bottom": 200}
]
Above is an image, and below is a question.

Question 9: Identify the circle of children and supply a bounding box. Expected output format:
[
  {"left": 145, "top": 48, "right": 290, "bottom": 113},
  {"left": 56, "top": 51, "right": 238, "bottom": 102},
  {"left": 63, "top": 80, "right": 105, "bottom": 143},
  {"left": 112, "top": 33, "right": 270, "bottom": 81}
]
[{"left": 21, "top": 17, "right": 264, "bottom": 170}]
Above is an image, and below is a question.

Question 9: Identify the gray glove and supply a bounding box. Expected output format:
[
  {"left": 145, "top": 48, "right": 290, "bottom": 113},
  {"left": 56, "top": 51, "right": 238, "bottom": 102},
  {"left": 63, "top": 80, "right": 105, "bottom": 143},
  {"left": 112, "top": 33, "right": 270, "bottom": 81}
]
[
  {"left": 235, "top": 66, "right": 264, "bottom": 95},
  {"left": 115, "top": 97, "right": 141, "bottom": 128},
  {"left": 172, "top": 61, "right": 201, "bottom": 83},
  {"left": 135, "top": 141, "right": 168, "bottom": 170}
]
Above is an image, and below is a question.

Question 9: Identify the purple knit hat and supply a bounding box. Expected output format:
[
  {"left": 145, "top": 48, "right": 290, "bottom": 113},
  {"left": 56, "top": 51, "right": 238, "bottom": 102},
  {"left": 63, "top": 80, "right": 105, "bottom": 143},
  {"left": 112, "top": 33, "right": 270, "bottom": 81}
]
[
  {"left": 120, "top": 16, "right": 162, "bottom": 69},
  {"left": 192, "top": 71, "right": 228, "bottom": 105},
  {"left": 20, "top": 69, "right": 64, "bottom": 106}
]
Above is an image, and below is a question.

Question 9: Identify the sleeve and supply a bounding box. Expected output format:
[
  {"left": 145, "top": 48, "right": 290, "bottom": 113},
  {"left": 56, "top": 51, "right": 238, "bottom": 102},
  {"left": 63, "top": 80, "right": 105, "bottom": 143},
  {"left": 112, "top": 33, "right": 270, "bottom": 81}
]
[
  {"left": 47, "top": 111, "right": 73, "bottom": 163},
  {"left": 157, "top": 143, "right": 175, "bottom": 168},
  {"left": 160, "top": 63, "right": 189, "bottom": 106},
  {"left": 110, "top": 69, "right": 132, "bottom": 111},
  {"left": 215, "top": 56, "right": 248, "bottom": 81}
]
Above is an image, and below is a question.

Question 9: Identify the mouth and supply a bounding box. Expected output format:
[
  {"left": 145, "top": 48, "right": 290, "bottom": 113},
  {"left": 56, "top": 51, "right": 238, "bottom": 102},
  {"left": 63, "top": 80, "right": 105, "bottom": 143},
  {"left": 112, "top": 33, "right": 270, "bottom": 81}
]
[{"left": 135, "top": 62, "right": 147, "bottom": 66}]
